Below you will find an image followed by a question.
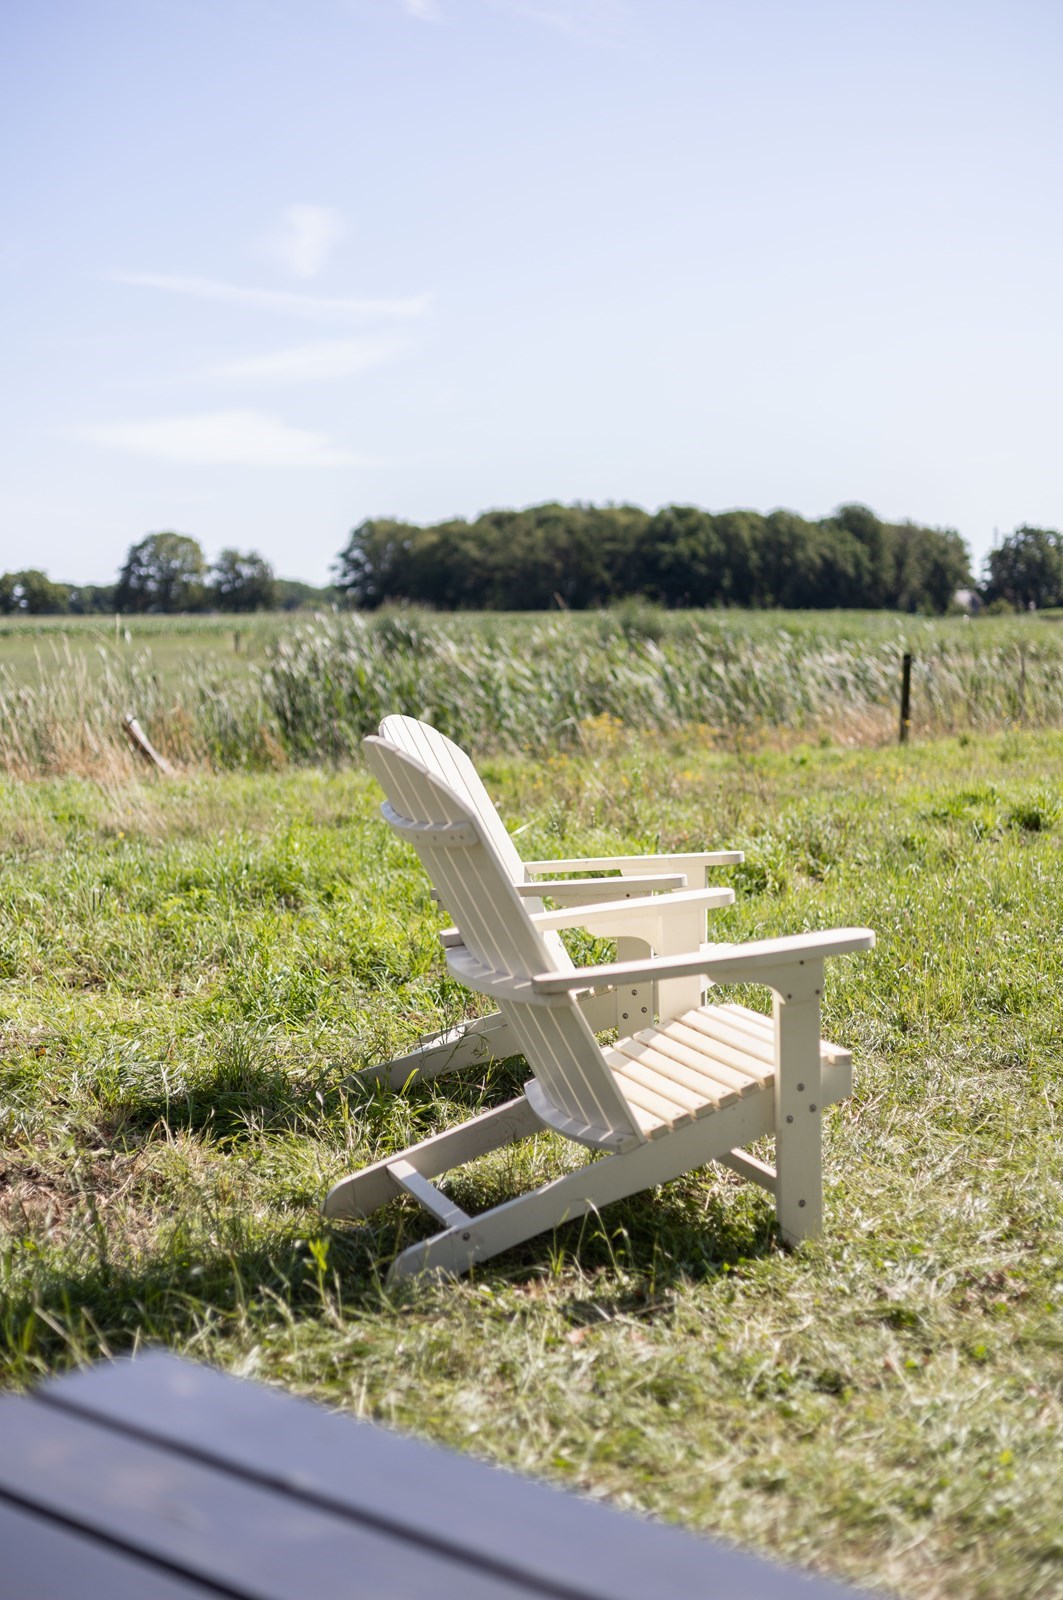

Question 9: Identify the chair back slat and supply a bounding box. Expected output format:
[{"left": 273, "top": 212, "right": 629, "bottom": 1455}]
[{"left": 363, "top": 737, "right": 640, "bottom": 1143}]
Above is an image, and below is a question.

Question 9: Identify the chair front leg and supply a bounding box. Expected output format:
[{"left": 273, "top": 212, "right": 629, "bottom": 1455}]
[{"left": 772, "top": 963, "right": 825, "bottom": 1244}]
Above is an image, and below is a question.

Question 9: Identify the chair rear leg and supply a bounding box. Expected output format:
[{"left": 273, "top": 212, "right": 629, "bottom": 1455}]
[
  {"left": 356, "top": 1010, "right": 515, "bottom": 1090},
  {"left": 357, "top": 987, "right": 634, "bottom": 1090}
]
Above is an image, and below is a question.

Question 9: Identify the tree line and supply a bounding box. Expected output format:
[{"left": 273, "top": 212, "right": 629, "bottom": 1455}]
[
  {"left": 333, "top": 503, "right": 974, "bottom": 613},
  {"left": 4, "top": 510, "right": 1062, "bottom": 616},
  {"left": 0, "top": 534, "right": 332, "bottom": 615}
]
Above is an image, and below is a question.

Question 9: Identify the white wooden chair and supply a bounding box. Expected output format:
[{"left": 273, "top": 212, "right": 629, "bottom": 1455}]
[
  {"left": 326, "top": 737, "right": 874, "bottom": 1283},
  {"left": 367, "top": 715, "right": 745, "bottom": 1088}
]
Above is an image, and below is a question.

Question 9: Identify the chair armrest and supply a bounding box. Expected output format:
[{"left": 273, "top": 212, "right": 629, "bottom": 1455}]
[
  {"left": 523, "top": 851, "right": 744, "bottom": 874},
  {"left": 515, "top": 873, "right": 688, "bottom": 902},
  {"left": 434, "top": 872, "right": 691, "bottom": 905},
  {"left": 530, "top": 886, "right": 734, "bottom": 934},
  {"left": 531, "top": 928, "right": 875, "bottom": 993}
]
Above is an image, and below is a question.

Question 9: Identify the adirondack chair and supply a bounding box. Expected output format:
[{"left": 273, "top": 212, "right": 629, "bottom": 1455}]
[
  {"left": 325, "top": 737, "right": 875, "bottom": 1283},
  {"left": 367, "top": 714, "right": 745, "bottom": 1088}
]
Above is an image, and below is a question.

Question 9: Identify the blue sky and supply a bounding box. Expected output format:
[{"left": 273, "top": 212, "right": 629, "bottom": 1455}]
[{"left": 3, "top": 0, "right": 1060, "bottom": 586}]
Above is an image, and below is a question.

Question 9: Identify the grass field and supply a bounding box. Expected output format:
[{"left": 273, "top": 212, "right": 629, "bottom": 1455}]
[
  {"left": 2, "top": 605, "right": 1063, "bottom": 778},
  {"left": 0, "top": 611, "right": 287, "bottom": 687},
  {"left": 1, "top": 602, "right": 1061, "bottom": 670},
  {"left": 2, "top": 725, "right": 1062, "bottom": 1597}
]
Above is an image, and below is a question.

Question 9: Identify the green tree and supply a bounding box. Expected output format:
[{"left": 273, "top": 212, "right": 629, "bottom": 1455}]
[
  {"left": 0, "top": 570, "right": 69, "bottom": 613},
  {"left": 889, "top": 523, "right": 971, "bottom": 613},
  {"left": 983, "top": 526, "right": 1063, "bottom": 610},
  {"left": 67, "top": 583, "right": 117, "bottom": 614},
  {"left": 634, "top": 506, "right": 724, "bottom": 605},
  {"left": 824, "top": 505, "right": 884, "bottom": 606},
  {"left": 116, "top": 533, "right": 207, "bottom": 613},
  {"left": 210, "top": 549, "right": 277, "bottom": 611},
  {"left": 333, "top": 520, "right": 417, "bottom": 608}
]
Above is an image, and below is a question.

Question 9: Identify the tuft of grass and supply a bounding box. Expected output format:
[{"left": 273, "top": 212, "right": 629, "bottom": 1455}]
[{"left": 1, "top": 730, "right": 1062, "bottom": 1597}]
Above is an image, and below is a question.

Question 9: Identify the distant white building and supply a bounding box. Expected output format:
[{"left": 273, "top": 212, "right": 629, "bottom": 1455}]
[{"left": 954, "top": 588, "right": 982, "bottom": 613}]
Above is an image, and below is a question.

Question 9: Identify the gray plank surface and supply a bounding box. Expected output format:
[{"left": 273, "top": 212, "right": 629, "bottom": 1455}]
[
  {"left": 0, "top": 1394, "right": 536, "bottom": 1600},
  {"left": 0, "top": 1499, "right": 225, "bottom": 1600},
  {"left": 38, "top": 1352, "right": 872, "bottom": 1600},
  {"left": 0, "top": 1497, "right": 228, "bottom": 1600}
]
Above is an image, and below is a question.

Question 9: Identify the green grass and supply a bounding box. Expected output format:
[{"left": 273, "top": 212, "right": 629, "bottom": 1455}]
[
  {"left": 0, "top": 612, "right": 287, "bottom": 687},
  {"left": 1, "top": 727, "right": 1062, "bottom": 1596},
  {"left": 1, "top": 601, "right": 1060, "bottom": 672}
]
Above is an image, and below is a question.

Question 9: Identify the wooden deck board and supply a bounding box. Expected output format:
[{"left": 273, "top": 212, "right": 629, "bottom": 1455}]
[{"left": 2, "top": 1352, "right": 873, "bottom": 1600}]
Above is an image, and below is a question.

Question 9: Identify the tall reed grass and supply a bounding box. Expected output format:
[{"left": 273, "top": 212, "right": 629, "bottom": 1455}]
[
  {"left": 2, "top": 610, "right": 1061, "bottom": 776},
  {"left": 0, "top": 637, "right": 272, "bottom": 779},
  {"left": 252, "top": 612, "right": 1063, "bottom": 757}
]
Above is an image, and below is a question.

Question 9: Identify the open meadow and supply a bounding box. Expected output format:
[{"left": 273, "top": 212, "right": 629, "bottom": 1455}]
[{"left": 1, "top": 697, "right": 1062, "bottom": 1597}]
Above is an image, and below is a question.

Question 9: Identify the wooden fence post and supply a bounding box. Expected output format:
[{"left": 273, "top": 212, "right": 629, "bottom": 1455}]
[{"left": 899, "top": 653, "right": 912, "bottom": 744}]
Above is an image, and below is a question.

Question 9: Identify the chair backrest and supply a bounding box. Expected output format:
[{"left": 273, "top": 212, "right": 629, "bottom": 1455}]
[
  {"left": 377, "top": 714, "right": 570, "bottom": 968},
  {"left": 362, "top": 735, "right": 641, "bottom": 1145},
  {"left": 378, "top": 716, "right": 525, "bottom": 883}
]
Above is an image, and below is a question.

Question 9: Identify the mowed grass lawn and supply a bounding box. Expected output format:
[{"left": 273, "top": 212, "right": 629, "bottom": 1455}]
[{"left": 1, "top": 727, "right": 1062, "bottom": 1598}]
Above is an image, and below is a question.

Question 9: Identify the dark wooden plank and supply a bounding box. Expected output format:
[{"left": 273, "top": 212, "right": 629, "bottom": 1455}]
[
  {"left": 39, "top": 1354, "right": 869, "bottom": 1599},
  {"left": 0, "top": 1395, "right": 540, "bottom": 1600},
  {"left": 0, "top": 1500, "right": 219, "bottom": 1600}
]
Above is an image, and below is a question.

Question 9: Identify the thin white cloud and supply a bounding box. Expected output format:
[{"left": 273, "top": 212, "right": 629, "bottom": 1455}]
[
  {"left": 487, "top": 0, "right": 579, "bottom": 34},
  {"left": 404, "top": 0, "right": 440, "bottom": 16},
  {"left": 210, "top": 337, "right": 405, "bottom": 384},
  {"left": 106, "top": 271, "right": 431, "bottom": 320},
  {"left": 267, "top": 204, "right": 346, "bottom": 279},
  {"left": 71, "top": 410, "right": 363, "bottom": 468},
  {"left": 482, "top": 0, "right": 623, "bottom": 39}
]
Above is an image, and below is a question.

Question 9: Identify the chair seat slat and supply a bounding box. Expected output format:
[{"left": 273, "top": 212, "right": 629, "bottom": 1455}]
[
  {"left": 629, "top": 1025, "right": 763, "bottom": 1097},
  {"left": 608, "top": 1040, "right": 736, "bottom": 1109},
  {"left": 680, "top": 1008, "right": 775, "bottom": 1063},
  {"left": 721, "top": 1002, "right": 853, "bottom": 1067},
  {"left": 664, "top": 1020, "right": 771, "bottom": 1089},
  {"left": 691, "top": 1003, "right": 852, "bottom": 1070},
  {"left": 610, "top": 1056, "right": 717, "bottom": 1119},
  {"left": 669, "top": 1015, "right": 776, "bottom": 1085},
  {"left": 611, "top": 1071, "right": 696, "bottom": 1128}
]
